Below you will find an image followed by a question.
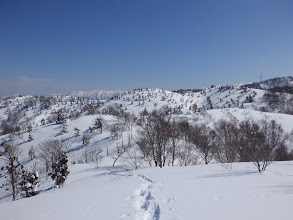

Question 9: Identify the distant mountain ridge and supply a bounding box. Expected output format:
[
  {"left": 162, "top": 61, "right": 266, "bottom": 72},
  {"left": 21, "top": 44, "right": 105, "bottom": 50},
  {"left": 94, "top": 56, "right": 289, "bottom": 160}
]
[
  {"left": 70, "top": 90, "right": 121, "bottom": 100},
  {"left": 242, "top": 76, "right": 293, "bottom": 89}
]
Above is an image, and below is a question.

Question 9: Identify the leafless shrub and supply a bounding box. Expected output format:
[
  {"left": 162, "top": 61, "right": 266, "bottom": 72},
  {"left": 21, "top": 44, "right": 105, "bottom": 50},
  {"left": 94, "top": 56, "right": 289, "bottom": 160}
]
[{"left": 88, "top": 148, "right": 103, "bottom": 168}]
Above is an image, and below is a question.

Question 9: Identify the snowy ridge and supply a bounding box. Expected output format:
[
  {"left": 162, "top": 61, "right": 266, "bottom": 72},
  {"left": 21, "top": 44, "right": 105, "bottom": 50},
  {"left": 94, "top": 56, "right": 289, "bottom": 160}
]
[
  {"left": 102, "top": 86, "right": 266, "bottom": 116},
  {"left": 243, "top": 76, "right": 293, "bottom": 89},
  {"left": 70, "top": 90, "right": 121, "bottom": 100}
]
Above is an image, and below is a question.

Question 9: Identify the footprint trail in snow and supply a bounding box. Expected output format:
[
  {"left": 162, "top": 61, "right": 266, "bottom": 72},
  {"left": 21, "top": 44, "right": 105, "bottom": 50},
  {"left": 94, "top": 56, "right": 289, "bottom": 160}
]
[{"left": 121, "top": 173, "right": 181, "bottom": 220}]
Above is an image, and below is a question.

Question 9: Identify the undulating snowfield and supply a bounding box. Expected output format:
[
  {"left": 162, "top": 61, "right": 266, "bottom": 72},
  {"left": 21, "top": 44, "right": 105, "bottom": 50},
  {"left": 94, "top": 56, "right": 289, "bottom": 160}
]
[
  {"left": 0, "top": 162, "right": 292, "bottom": 220},
  {"left": 1, "top": 79, "right": 293, "bottom": 220}
]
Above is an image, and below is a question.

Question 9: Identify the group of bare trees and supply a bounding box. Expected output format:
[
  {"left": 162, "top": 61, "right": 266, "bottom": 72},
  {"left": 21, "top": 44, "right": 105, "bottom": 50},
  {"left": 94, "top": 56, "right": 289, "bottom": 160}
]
[
  {"left": 213, "top": 117, "right": 292, "bottom": 172},
  {"left": 136, "top": 109, "right": 292, "bottom": 172},
  {"left": 137, "top": 110, "right": 198, "bottom": 168},
  {"left": 263, "top": 89, "right": 293, "bottom": 114},
  {"left": 109, "top": 112, "right": 138, "bottom": 168},
  {"left": 239, "top": 119, "right": 290, "bottom": 172}
]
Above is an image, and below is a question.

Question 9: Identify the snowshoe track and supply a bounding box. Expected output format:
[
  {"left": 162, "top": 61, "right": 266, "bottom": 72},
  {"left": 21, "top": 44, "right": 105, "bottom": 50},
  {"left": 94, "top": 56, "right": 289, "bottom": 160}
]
[{"left": 133, "top": 174, "right": 160, "bottom": 220}]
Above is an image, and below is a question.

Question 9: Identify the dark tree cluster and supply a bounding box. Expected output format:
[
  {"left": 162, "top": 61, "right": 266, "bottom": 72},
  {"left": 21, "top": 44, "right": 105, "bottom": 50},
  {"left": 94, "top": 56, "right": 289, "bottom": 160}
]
[{"left": 49, "top": 152, "right": 69, "bottom": 188}]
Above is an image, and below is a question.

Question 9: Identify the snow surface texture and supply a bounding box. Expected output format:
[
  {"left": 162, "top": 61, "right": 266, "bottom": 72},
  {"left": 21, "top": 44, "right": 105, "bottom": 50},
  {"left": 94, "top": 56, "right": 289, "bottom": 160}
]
[{"left": 0, "top": 162, "right": 293, "bottom": 220}]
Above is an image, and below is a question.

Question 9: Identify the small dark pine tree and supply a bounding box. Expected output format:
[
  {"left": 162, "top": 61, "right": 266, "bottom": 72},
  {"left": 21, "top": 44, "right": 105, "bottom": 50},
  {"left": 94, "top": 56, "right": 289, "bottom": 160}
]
[
  {"left": 82, "top": 134, "right": 90, "bottom": 147},
  {"left": 246, "top": 95, "right": 253, "bottom": 103},
  {"left": 28, "top": 146, "right": 36, "bottom": 160},
  {"left": 41, "top": 118, "right": 46, "bottom": 125},
  {"left": 56, "top": 110, "right": 65, "bottom": 124},
  {"left": 93, "top": 118, "right": 103, "bottom": 134},
  {"left": 49, "top": 152, "right": 69, "bottom": 188},
  {"left": 207, "top": 96, "right": 213, "bottom": 109},
  {"left": 28, "top": 133, "right": 34, "bottom": 142},
  {"left": 74, "top": 127, "right": 80, "bottom": 137},
  {"left": 82, "top": 134, "right": 90, "bottom": 163},
  {"left": 1, "top": 139, "right": 7, "bottom": 146},
  {"left": 27, "top": 124, "right": 33, "bottom": 133},
  {"left": 20, "top": 171, "right": 39, "bottom": 197}
]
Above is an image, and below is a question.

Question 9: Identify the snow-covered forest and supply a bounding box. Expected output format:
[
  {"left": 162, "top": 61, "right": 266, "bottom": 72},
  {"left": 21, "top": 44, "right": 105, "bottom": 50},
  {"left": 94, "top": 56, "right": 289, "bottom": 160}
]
[{"left": 0, "top": 76, "right": 293, "bottom": 220}]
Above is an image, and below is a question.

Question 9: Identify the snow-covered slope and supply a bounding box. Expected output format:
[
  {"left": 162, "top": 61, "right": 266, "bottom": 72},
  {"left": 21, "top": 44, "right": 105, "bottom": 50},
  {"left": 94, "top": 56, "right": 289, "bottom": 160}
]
[
  {"left": 243, "top": 76, "right": 293, "bottom": 89},
  {"left": 1, "top": 78, "right": 293, "bottom": 219},
  {"left": 101, "top": 86, "right": 266, "bottom": 116},
  {"left": 0, "top": 162, "right": 292, "bottom": 220}
]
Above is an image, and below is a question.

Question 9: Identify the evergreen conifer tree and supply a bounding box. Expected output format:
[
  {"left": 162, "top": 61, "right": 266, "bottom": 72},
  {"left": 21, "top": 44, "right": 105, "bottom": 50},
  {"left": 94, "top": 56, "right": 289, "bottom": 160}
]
[
  {"left": 20, "top": 171, "right": 39, "bottom": 197},
  {"left": 28, "top": 133, "right": 34, "bottom": 142},
  {"left": 56, "top": 110, "right": 65, "bottom": 124},
  {"left": 28, "top": 146, "right": 36, "bottom": 160},
  {"left": 49, "top": 152, "right": 69, "bottom": 188},
  {"left": 1, "top": 154, "right": 25, "bottom": 201}
]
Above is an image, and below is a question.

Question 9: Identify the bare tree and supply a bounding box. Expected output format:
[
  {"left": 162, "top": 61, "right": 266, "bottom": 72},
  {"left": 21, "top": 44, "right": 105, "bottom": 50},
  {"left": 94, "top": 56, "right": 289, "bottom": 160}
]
[
  {"left": 111, "top": 144, "right": 130, "bottom": 167},
  {"left": 191, "top": 124, "right": 216, "bottom": 164},
  {"left": 167, "top": 119, "right": 181, "bottom": 166},
  {"left": 178, "top": 142, "right": 198, "bottom": 166},
  {"left": 258, "top": 119, "right": 290, "bottom": 172},
  {"left": 213, "top": 119, "right": 240, "bottom": 163},
  {"left": 119, "top": 112, "right": 137, "bottom": 141},
  {"left": 88, "top": 148, "right": 103, "bottom": 168},
  {"left": 235, "top": 118, "right": 290, "bottom": 172},
  {"left": 238, "top": 119, "right": 266, "bottom": 167},
  {"left": 137, "top": 110, "right": 170, "bottom": 168},
  {"left": 123, "top": 146, "right": 141, "bottom": 170}
]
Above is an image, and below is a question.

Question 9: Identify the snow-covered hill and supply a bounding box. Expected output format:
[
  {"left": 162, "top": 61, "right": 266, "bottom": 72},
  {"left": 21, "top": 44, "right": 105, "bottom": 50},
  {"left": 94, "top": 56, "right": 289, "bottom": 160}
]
[
  {"left": 0, "top": 77, "right": 293, "bottom": 219},
  {"left": 243, "top": 76, "right": 293, "bottom": 90},
  {"left": 102, "top": 86, "right": 266, "bottom": 116}
]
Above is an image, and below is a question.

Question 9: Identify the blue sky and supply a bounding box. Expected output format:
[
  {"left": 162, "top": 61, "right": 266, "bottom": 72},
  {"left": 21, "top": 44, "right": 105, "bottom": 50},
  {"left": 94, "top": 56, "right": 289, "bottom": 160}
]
[{"left": 0, "top": 0, "right": 293, "bottom": 97}]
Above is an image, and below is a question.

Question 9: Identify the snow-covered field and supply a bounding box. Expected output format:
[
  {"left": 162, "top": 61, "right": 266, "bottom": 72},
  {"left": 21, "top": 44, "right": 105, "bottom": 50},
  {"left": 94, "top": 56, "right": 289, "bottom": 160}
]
[
  {"left": 1, "top": 82, "right": 293, "bottom": 220},
  {"left": 0, "top": 161, "right": 292, "bottom": 220}
]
